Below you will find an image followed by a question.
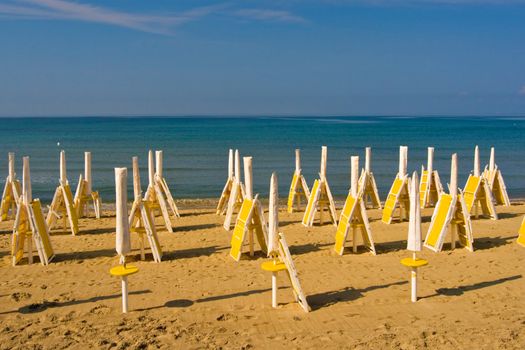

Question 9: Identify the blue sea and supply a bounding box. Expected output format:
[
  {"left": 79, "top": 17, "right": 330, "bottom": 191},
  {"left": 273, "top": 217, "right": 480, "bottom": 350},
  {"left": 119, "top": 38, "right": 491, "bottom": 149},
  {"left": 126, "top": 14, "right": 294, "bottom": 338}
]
[{"left": 0, "top": 116, "right": 524, "bottom": 203}]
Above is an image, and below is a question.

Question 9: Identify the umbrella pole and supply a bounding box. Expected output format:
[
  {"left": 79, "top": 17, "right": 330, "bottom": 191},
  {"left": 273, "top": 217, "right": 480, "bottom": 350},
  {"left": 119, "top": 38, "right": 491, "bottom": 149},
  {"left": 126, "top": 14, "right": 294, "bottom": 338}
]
[
  {"left": 272, "top": 271, "right": 277, "bottom": 308},
  {"left": 121, "top": 276, "right": 129, "bottom": 313},
  {"left": 411, "top": 267, "right": 417, "bottom": 303},
  {"left": 411, "top": 251, "right": 417, "bottom": 302}
]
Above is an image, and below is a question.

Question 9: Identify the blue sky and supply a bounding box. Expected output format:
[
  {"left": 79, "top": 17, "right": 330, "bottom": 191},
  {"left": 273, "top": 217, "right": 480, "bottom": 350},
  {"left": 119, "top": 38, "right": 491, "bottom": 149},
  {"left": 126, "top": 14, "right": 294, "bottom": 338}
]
[{"left": 1, "top": 0, "right": 524, "bottom": 116}]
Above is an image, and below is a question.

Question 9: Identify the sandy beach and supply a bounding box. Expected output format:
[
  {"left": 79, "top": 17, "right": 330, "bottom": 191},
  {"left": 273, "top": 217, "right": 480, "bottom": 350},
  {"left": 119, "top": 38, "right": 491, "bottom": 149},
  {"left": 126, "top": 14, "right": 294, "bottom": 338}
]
[{"left": 0, "top": 200, "right": 524, "bottom": 349}]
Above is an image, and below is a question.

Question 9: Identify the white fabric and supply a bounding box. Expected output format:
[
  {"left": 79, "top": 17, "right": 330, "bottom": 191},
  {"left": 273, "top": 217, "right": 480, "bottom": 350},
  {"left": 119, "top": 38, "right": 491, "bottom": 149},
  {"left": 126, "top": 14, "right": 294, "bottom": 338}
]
[
  {"left": 407, "top": 171, "right": 422, "bottom": 252},
  {"left": 268, "top": 173, "right": 279, "bottom": 255},
  {"left": 115, "top": 167, "right": 131, "bottom": 256}
]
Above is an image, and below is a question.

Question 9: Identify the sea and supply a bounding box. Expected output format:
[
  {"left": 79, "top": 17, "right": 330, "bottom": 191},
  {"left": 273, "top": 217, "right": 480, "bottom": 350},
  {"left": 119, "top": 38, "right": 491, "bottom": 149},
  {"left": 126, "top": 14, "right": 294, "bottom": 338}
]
[{"left": 0, "top": 116, "right": 523, "bottom": 203}]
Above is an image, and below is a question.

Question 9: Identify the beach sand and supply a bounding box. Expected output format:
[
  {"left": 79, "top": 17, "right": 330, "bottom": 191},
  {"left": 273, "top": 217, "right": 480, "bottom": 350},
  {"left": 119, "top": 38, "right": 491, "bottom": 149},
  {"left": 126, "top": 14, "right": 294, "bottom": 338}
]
[{"left": 1, "top": 201, "right": 525, "bottom": 349}]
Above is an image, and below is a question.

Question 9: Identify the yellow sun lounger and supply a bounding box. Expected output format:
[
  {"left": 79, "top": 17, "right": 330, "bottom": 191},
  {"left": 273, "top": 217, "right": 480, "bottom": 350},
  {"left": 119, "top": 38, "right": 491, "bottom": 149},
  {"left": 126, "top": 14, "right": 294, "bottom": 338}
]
[
  {"left": 360, "top": 147, "right": 382, "bottom": 209},
  {"left": 1, "top": 152, "right": 21, "bottom": 221},
  {"left": 128, "top": 156, "right": 163, "bottom": 262},
  {"left": 47, "top": 183, "right": 80, "bottom": 235},
  {"left": 517, "top": 217, "right": 525, "bottom": 247},
  {"left": 287, "top": 172, "right": 310, "bottom": 213},
  {"left": 334, "top": 193, "right": 376, "bottom": 255},
  {"left": 463, "top": 175, "right": 497, "bottom": 220},
  {"left": 129, "top": 200, "right": 163, "bottom": 263},
  {"left": 359, "top": 169, "right": 382, "bottom": 210},
  {"left": 277, "top": 233, "right": 311, "bottom": 312},
  {"left": 382, "top": 175, "right": 409, "bottom": 224},
  {"left": 12, "top": 199, "right": 55, "bottom": 266},
  {"left": 483, "top": 147, "right": 510, "bottom": 206},
  {"left": 424, "top": 193, "right": 473, "bottom": 252},
  {"left": 302, "top": 177, "right": 337, "bottom": 227},
  {"left": 287, "top": 149, "right": 310, "bottom": 213},
  {"left": 230, "top": 195, "right": 268, "bottom": 261},
  {"left": 419, "top": 169, "right": 442, "bottom": 208},
  {"left": 302, "top": 146, "right": 337, "bottom": 227},
  {"left": 217, "top": 177, "right": 234, "bottom": 215},
  {"left": 483, "top": 166, "right": 511, "bottom": 206}
]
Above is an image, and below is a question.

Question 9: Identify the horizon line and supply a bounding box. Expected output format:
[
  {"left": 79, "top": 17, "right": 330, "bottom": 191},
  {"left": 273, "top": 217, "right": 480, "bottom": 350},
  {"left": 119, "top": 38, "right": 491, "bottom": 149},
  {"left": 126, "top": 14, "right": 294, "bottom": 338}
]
[{"left": 0, "top": 114, "right": 524, "bottom": 119}]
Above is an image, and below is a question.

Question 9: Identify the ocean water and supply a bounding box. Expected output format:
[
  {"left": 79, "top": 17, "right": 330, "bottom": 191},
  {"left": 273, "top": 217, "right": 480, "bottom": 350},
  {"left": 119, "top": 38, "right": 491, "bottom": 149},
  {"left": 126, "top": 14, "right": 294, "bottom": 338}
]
[{"left": 0, "top": 116, "right": 524, "bottom": 203}]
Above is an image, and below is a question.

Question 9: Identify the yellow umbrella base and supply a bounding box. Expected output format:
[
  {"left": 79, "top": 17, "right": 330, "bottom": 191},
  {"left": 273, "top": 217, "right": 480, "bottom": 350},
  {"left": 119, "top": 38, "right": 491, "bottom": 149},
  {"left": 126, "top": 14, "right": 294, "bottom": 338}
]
[
  {"left": 400, "top": 258, "right": 428, "bottom": 268},
  {"left": 261, "top": 260, "right": 287, "bottom": 272},
  {"left": 110, "top": 264, "right": 139, "bottom": 277}
]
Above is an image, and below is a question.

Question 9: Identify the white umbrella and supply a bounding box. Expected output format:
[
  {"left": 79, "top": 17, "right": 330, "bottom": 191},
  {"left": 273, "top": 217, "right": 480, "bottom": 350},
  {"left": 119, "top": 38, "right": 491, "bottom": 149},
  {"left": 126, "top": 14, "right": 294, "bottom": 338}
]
[
  {"left": 115, "top": 168, "right": 130, "bottom": 261},
  {"left": 402, "top": 171, "right": 427, "bottom": 302},
  {"left": 111, "top": 167, "right": 137, "bottom": 313},
  {"left": 268, "top": 172, "right": 279, "bottom": 257},
  {"left": 407, "top": 171, "right": 422, "bottom": 254}
]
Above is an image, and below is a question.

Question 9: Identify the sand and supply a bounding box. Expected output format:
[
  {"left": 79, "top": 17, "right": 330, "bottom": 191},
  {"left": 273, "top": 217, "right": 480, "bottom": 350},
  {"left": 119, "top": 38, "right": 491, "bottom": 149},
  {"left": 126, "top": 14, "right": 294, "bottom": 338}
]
[{"left": 1, "top": 201, "right": 525, "bottom": 350}]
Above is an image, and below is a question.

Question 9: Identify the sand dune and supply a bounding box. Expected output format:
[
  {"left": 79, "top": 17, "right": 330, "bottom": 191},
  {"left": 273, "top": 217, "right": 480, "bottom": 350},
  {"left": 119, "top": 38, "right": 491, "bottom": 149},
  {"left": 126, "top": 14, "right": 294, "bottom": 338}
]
[{"left": 1, "top": 202, "right": 525, "bottom": 349}]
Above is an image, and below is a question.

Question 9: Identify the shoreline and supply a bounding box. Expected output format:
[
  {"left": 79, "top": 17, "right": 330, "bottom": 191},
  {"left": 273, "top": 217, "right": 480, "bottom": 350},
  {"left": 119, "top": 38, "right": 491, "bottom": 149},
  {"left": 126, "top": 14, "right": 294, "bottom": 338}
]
[{"left": 94, "top": 197, "right": 525, "bottom": 210}]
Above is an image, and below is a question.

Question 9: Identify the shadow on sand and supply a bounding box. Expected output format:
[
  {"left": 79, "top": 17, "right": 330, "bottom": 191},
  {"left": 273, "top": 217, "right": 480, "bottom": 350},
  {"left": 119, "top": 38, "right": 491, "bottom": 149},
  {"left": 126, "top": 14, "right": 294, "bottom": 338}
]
[
  {"left": 427, "top": 275, "right": 522, "bottom": 298},
  {"left": 307, "top": 280, "right": 408, "bottom": 310},
  {"left": 162, "top": 245, "right": 229, "bottom": 261},
  {"left": 0, "top": 290, "right": 152, "bottom": 315}
]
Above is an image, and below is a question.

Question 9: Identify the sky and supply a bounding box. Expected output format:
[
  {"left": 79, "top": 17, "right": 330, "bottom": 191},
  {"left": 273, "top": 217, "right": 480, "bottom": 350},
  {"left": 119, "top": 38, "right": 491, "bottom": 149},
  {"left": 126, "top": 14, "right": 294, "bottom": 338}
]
[{"left": 0, "top": 0, "right": 524, "bottom": 117}]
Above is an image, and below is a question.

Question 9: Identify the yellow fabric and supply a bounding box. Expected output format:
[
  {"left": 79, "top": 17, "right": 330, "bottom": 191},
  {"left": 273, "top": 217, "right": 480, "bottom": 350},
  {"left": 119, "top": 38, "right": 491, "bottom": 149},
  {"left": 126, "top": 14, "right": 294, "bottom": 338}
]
[
  {"left": 518, "top": 218, "right": 525, "bottom": 247},
  {"left": 382, "top": 177, "right": 403, "bottom": 224},
  {"left": 12, "top": 207, "right": 29, "bottom": 265},
  {"left": 287, "top": 174, "right": 299, "bottom": 213},
  {"left": 463, "top": 176, "right": 481, "bottom": 212},
  {"left": 229, "top": 199, "right": 254, "bottom": 261},
  {"left": 419, "top": 170, "right": 429, "bottom": 207},
  {"left": 334, "top": 194, "right": 357, "bottom": 255},
  {"left": 425, "top": 194, "right": 453, "bottom": 248}
]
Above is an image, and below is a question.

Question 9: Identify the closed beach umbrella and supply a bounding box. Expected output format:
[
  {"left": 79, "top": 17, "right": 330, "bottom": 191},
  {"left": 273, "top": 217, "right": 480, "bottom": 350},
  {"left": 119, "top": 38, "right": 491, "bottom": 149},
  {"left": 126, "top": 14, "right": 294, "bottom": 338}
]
[
  {"left": 110, "top": 167, "right": 139, "bottom": 313},
  {"left": 407, "top": 171, "right": 422, "bottom": 252},
  {"left": 115, "top": 167, "right": 130, "bottom": 261},
  {"left": 401, "top": 170, "right": 428, "bottom": 302},
  {"left": 268, "top": 172, "right": 279, "bottom": 257}
]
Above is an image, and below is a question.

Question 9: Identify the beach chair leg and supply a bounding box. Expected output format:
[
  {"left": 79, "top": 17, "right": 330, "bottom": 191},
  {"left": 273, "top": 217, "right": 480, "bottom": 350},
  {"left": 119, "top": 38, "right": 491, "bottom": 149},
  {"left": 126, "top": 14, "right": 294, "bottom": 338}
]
[
  {"left": 450, "top": 224, "right": 456, "bottom": 250},
  {"left": 63, "top": 211, "right": 68, "bottom": 233},
  {"left": 272, "top": 272, "right": 278, "bottom": 308},
  {"left": 140, "top": 234, "right": 145, "bottom": 261},
  {"left": 249, "top": 229, "right": 254, "bottom": 257},
  {"left": 319, "top": 202, "right": 324, "bottom": 226},
  {"left": 27, "top": 234, "right": 33, "bottom": 265},
  {"left": 352, "top": 226, "right": 357, "bottom": 253}
]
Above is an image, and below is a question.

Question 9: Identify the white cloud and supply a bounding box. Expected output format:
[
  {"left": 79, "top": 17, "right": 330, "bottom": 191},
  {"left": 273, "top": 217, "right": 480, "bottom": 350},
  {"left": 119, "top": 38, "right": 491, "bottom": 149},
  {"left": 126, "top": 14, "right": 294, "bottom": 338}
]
[
  {"left": 0, "top": 1, "right": 308, "bottom": 35},
  {"left": 234, "top": 9, "right": 307, "bottom": 23},
  {"left": 0, "top": 0, "right": 222, "bottom": 35}
]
